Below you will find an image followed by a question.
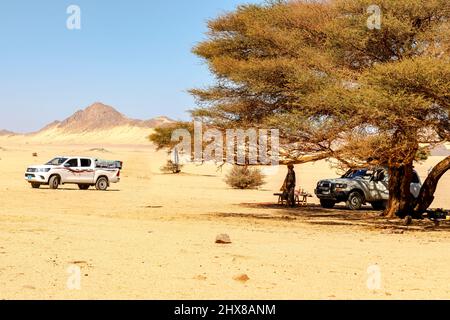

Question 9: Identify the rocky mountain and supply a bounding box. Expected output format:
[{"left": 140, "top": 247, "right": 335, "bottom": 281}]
[
  {"left": 0, "top": 129, "right": 15, "bottom": 136},
  {"left": 39, "top": 102, "right": 173, "bottom": 133}
]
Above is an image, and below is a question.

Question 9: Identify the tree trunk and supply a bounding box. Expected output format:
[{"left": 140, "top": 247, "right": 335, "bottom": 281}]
[
  {"left": 384, "top": 163, "right": 414, "bottom": 218},
  {"left": 413, "top": 156, "right": 450, "bottom": 215}
]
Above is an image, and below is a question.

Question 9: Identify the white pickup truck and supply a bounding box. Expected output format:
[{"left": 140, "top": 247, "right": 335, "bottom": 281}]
[{"left": 25, "top": 156, "right": 122, "bottom": 191}]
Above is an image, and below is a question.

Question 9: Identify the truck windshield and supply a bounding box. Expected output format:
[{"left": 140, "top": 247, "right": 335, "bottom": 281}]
[
  {"left": 46, "top": 158, "right": 68, "bottom": 166},
  {"left": 342, "top": 169, "right": 368, "bottom": 179}
]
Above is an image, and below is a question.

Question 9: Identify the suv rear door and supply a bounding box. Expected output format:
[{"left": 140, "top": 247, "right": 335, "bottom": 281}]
[
  {"left": 367, "top": 169, "right": 389, "bottom": 201},
  {"left": 410, "top": 171, "right": 422, "bottom": 198}
]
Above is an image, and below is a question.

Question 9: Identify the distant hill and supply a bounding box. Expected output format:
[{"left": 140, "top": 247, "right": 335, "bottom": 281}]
[
  {"left": 38, "top": 102, "right": 173, "bottom": 133},
  {"left": 0, "top": 130, "right": 15, "bottom": 136},
  {"left": 430, "top": 143, "right": 450, "bottom": 156},
  {"left": 0, "top": 102, "right": 174, "bottom": 145}
]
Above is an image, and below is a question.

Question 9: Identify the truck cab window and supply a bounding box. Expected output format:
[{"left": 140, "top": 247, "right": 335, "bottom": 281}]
[
  {"left": 80, "top": 159, "right": 92, "bottom": 167},
  {"left": 65, "top": 158, "right": 79, "bottom": 167}
]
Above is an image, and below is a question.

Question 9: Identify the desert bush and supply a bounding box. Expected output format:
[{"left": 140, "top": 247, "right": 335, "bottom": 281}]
[
  {"left": 160, "top": 160, "right": 182, "bottom": 174},
  {"left": 225, "top": 166, "right": 265, "bottom": 189},
  {"left": 416, "top": 148, "right": 430, "bottom": 161}
]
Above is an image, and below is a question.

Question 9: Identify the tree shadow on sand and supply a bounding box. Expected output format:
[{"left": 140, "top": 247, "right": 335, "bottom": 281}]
[{"left": 211, "top": 203, "right": 450, "bottom": 233}]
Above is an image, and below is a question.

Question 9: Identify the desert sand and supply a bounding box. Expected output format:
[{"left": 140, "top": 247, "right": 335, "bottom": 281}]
[{"left": 0, "top": 135, "right": 449, "bottom": 300}]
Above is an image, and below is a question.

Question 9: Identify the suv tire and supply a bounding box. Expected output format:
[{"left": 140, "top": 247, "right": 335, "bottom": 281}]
[
  {"left": 347, "top": 191, "right": 363, "bottom": 210},
  {"left": 49, "top": 176, "right": 60, "bottom": 190},
  {"left": 95, "top": 177, "right": 108, "bottom": 191},
  {"left": 320, "top": 199, "right": 336, "bottom": 209},
  {"left": 78, "top": 184, "right": 90, "bottom": 190},
  {"left": 31, "top": 183, "right": 41, "bottom": 189}
]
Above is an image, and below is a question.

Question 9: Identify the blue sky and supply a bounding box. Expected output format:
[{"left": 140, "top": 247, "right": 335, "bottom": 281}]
[{"left": 0, "top": 0, "right": 261, "bottom": 133}]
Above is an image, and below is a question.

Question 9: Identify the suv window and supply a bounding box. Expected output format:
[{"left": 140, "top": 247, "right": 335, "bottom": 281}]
[
  {"left": 342, "top": 169, "right": 368, "bottom": 179},
  {"left": 65, "top": 158, "right": 79, "bottom": 167},
  {"left": 80, "top": 159, "right": 91, "bottom": 167}
]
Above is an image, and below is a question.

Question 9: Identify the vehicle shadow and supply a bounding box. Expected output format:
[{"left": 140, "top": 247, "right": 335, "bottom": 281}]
[{"left": 35, "top": 187, "right": 120, "bottom": 192}]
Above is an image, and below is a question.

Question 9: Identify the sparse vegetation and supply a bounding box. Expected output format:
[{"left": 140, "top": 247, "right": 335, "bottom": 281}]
[
  {"left": 160, "top": 160, "right": 182, "bottom": 174},
  {"left": 416, "top": 148, "right": 431, "bottom": 161},
  {"left": 89, "top": 148, "right": 111, "bottom": 153},
  {"left": 225, "top": 166, "right": 265, "bottom": 189}
]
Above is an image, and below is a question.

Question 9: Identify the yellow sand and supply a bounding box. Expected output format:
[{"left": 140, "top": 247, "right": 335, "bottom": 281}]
[{"left": 0, "top": 135, "right": 449, "bottom": 299}]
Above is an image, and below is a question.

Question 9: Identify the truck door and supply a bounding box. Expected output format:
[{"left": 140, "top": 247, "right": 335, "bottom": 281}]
[
  {"left": 77, "top": 158, "right": 95, "bottom": 183},
  {"left": 63, "top": 158, "right": 80, "bottom": 183}
]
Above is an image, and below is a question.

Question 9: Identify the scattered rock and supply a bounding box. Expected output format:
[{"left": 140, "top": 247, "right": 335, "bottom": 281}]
[
  {"left": 23, "top": 285, "right": 36, "bottom": 290},
  {"left": 32, "top": 152, "right": 38, "bottom": 157},
  {"left": 89, "top": 148, "right": 111, "bottom": 153},
  {"left": 69, "top": 260, "right": 88, "bottom": 265},
  {"left": 381, "top": 229, "right": 404, "bottom": 234},
  {"left": 233, "top": 274, "right": 250, "bottom": 283},
  {"left": 215, "top": 234, "right": 232, "bottom": 244},
  {"left": 193, "top": 275, "right": 207, "bottom": 281}
]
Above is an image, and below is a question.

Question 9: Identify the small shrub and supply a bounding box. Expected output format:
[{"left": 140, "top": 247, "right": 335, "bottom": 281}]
[
  {"left": 225, "top": 166, "right": 265, "bottom": 189},
  {"left": 416, "top": 148, "right": 430, "bottom": 161},
  {"left": 160, "top": 160, "right": 182, "bottom": 174}
]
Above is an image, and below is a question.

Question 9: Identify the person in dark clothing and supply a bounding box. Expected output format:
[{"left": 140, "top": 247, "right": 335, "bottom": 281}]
[{"left": 282, "top": 164, "right": 296, "bottom": 207}]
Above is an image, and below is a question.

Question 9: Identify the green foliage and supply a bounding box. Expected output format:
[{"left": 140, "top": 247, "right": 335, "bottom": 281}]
[
  {"left": 225, "top": 166, "right": 265, "bottom": 189},
  {"left": 416, "top": 148, "right": 431, "bottom": 161},
  {"left": 149, "top": 122, "right": 193, "bottom": 151}
]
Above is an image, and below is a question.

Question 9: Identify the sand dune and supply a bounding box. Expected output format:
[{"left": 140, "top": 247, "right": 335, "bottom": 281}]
[
  {"left": 31, "top": 126, "right": 155, "bottom": 145},
  {"left": 0, "top": 126, "right": 154, "bottom": 145}
]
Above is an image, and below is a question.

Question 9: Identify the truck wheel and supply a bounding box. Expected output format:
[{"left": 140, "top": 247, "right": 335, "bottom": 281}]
[
  {"left": 320, "top": 199, "right": 335, "bottom": 209},
  {"left": 49, "top": 176, "right": 60, "bottom": 190},
  {"left": 371, "top": 201, "right": 387, "bottom": 210},
  {"left": 347, "top": 191, "right": 363, "bottom": 210},
  {"left": 95, "top": 177, "right": 108, "bottom": 191},
  {"left": 78, "top": 184, "right": 90, "bottom": 190},
  {"left": 31, "top": 183, "right": 41, "bottom": 189}
]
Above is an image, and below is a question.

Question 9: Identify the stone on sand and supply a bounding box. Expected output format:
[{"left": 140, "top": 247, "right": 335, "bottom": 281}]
[
  {"left": 215, "top": 234, "right": 232, "bottom": 244},
  {"left": 233, "top": 274, "right": 250, "bottom": 282}
]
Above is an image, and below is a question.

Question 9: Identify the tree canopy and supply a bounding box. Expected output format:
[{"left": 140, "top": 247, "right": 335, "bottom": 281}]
[{"left": 151, "top": 0, "right": 449, "bottom": 217}]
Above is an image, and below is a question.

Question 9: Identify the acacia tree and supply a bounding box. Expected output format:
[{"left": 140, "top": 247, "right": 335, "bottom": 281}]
[{"left": 151, "top": 0, "right": 449, "bottom": 218}]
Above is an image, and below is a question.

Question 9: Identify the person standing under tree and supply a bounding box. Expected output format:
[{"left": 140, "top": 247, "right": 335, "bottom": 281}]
[{"left": 281, "top": 164, "right": 296, "bottom": 207}]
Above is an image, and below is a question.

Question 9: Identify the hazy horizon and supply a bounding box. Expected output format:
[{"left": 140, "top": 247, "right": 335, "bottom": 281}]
[{"left": 0, "top": 0, "right": 261, "bottom": 133}]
